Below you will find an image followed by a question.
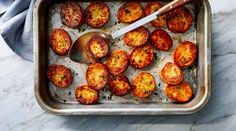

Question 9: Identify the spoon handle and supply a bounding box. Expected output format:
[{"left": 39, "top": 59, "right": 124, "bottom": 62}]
[{"left": 111, "top": 0, "right": 191, "bottom": 39}]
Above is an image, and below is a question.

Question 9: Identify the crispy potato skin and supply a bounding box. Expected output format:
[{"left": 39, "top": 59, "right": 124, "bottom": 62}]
[
  {"left": 75, "top": 85, "right": 99, "bottom": 105},
  {"left": 167, "top": 6, "right": 193, "bottom": 33},
  {"left": 85, "top": 2, "right": 110, "bottom": 28},
  {"left": 160, "top": 62, "right": 183, "bottom": 85},
  {"left": 123, "top": 26, "right": 149, "bottom": 47},
  {"left": 117, "top": 2, "right": 144, "bottom": 23},
  {"left": 109, "top": 74, "right": 131, "bottom": 96},
  {"left": 86, "top": 35, "right": 109, "bottom": 59},
  {"left": 174, "top": 41, "right": 197, "bottom": 67},
  {"left": 86, "top": 62, "right": 109, "bottom": 90},
  {"left": 60, "top": 1, "right": 84, "bottom": 28},
  {"left": 47, "top": 64, "right": 73, "bottom": 88},
  {"left": 129, "top": 45, "right": 154, "bottom": 69},
  {"left": 49, "top": 28, "right": 72, "bottom": 56},
  {"left": 165, "top": 81, "right": 193, "bottom": 103},
  {"left": 105, "top": 50, "right": 129, "bottom": 75},
  {"left": 145, "top": 2, "right": 166, "bottom": 27},
  {"left": 132, "top": 72, "right": 156, "bottom": 98},
  {"left": 150, "top": 29, "right": 173, "bottom": 51}
]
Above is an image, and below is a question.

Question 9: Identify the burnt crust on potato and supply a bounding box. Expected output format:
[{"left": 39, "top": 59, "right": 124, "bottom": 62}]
[
  {"left": 60, "top": 1, "right": 84, "bottom": 28},
  {"left": 105, "top": 50, "right": 129, "bottom": 75},
  {"left": 75, "top": 85, "right": 99, "bottom": 105},
  {"left": 132, "top": 72, "right": 156, "bottom": 98},
  {"left": 86, "top": 62, "right": 109, "bottom": 90},
  {"left": 167, "top": 6, "right": 193, "bottom": 33},
  {"left": 150, "top": 29, "right": 173, "bottom": 51},
  {"left": 47, "top": 64, "right": 73, "bottom": 89}
]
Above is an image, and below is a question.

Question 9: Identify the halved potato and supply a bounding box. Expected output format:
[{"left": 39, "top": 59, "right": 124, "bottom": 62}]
[
  {"left": 109, "top": 74, "right": 131, "bottom": 96},
  {"left": 60, "top": 1, "right": 84, "bottom": 28},
  {"left": 144, "top": 2, "right": 166, "bottom": 28},
  {"left": 117, "top": 2, "right": 143, "bottom": 23},
  {"left": 160, "top": 62, "right": 183, "bottom": 85},
  {"left": 47, "top": 64, "right": 73, "bottom": 88},
  {"left": 85, "top": 1, "right": 110, "bottom": 28},
  {"left": 86, "top": 62, "right": 109, "bottom": 90},
  {"left": 86, "top": 35, "right": 109, "bottom": 59},
  {"left": 49, "top": 28, "right": 72, "bottom": 56},
  {"left": 105, "top": 50, "right": 129, "bottom": 75},
  {"left": 150, "top": 29, "right": 173, "bottom": 51},
  {"left": 123, "top": 26, "right": 149, "bottom": 47},
  {"left": 165, "top": 81, "right": 193, "bottom": 103},
  {"left": 129, "top": 45, "right": 154, "bottom": 69},
  {"left": 132, "top": 72, "right": 156, "bottom": 98},
  {"left": 167, "top": 6, "right": 193, "bottom": 33},
  {"left": 174, "top": 41, "right": 197, "bottom": 67},
  {"left": 75, "top": 85, "right": 99, "bottom": 105}
]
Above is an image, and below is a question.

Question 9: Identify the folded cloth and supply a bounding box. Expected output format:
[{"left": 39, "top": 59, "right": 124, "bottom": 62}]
[{"left": 0, "top": 0, "right": 35, "bottom": 61}]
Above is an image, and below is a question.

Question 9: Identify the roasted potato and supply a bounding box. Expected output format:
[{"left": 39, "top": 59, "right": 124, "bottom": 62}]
[
  {"left": 85, "top": 2, "right": 110, "bottom": 28},
  {"left": 86, "top": 62, "right": 109, "bottom": 90},
  {"left": 109, "top": 74, "right": 131, "bottom": 96},
  {"left": 49, "top": 28, "right": 72, "bottom": 56},
  {"left": 160, "top": 62, "right": 183, "bottom": 85},
  {"left": 123, "top": 26, "right": 149, "bottom": 47},
  {"left": 86, "top": 35, "right": 109, "bottom": 59},
  {"left": 117, "top": 2, "right": 143, "bottom": 23},
  {"left": 132, "top": 72, "right": 156, "bottom": 98},
  {"left": 105, "top": 50, "right": 129, "bottom": 75},
  {"left": 75, "top": 85, "right": 99, "bottom": 105},
  {"left": 129, "top": 45, "right": 154, "bottom": 69},
  {"left": 150, "top": 29, "right": 173, "bottom": 51},
  {"left": 174, "top": 41, "right": 197, "bottom": 67},
  {"left": 60, "top": 1, "right": 84, "bottom": 28},
  {"left": 47, "top": 64, "right": 73, "bottom": 89},
  {"left": 167, "top": 6, "right": 193, "bottom": 33},
  {"left": 165, "top": 81, "right": 193, "bottom": 103},
  {"left": 144, "top": 2, "right": 166, "bottom": 28}
]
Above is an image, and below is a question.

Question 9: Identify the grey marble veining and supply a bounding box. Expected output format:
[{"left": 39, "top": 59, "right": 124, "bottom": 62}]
[{"left": 1, "top": 0, "right": 236, "bottom": 131}]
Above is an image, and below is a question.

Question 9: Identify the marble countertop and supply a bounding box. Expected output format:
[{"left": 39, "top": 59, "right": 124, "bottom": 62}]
[{"left": 1, "top": 0, "right": 236, "bottom": 130}]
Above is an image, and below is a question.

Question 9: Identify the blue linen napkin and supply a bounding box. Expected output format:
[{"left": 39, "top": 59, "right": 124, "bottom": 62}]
[{"left": 0, "top": 0, "right": 35, "bottom": 61}]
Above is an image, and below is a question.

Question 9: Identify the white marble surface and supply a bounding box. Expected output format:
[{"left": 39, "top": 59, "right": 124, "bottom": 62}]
[{"left": 1, "top": 0, "right": 236, "bottom": 130}]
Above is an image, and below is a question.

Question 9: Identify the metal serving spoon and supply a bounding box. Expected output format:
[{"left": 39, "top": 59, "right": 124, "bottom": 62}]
[{"left": 69, "top": 0, "right": 191, "bottom": 64}]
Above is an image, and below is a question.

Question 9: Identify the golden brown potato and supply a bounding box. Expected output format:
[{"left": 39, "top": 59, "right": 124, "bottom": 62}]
[
  {"left": 109, "top": 74, "right": 131, "bottom": 96},
  {"left": 47, "top": 64, "right": 73, "bottom": 88},
  {"left": 165, "top": 81, "right": 193, "bottom": 103},
  {"left": 86, "top": 62, "right": 109, "bottom": 90},
  {"left": 123, "top": 26, "right": 149, "bottom": 47},
  {"left": 129, "top": 45, "right": 154, "bottom": 69},
  {"left": 117, "top": 2, "right": 143, "bottom": 23},
  {"left": 144, "top": 2, "right": 166, "bottom": 28},
  {"left": 49, "top": 28, "right": 72, "bottom": 56},
  {"left": 75, "top": 85, "right": 99, "bottom": 105},
  {"left": 85, "top": 1, "right": 110, "bottom": 28},
  {"left": 132, "top": 72, "right": 156, "bottom": 98},
  {"left": 174, "top": 41, "right": 197, "bottom": 67},
  {"left": 160, "top": 62, "right": 183, "bottom": 85},
  {"left": 105, "top": 50, "right": 129, "bottom": 75},
  {"left": 167, "top": 6, "right": 193, "bottom": 33},
  {"left": 150, "top": 29, "right": 173, "bottom": 51},
  {"left": 60, "top": 1, "right": 84, "bottom": 28},
  {"left": 86, "top": 35, "right": 109, "bottom": 59}
]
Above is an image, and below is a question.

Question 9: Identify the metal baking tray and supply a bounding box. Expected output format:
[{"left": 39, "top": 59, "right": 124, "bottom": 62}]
[{"left": 33, "top": 0, "right": 211, "bottom": 115}]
